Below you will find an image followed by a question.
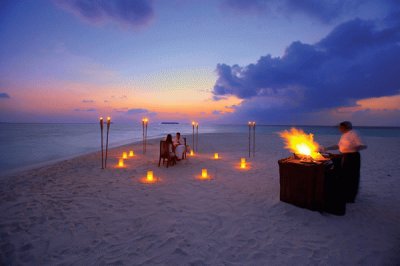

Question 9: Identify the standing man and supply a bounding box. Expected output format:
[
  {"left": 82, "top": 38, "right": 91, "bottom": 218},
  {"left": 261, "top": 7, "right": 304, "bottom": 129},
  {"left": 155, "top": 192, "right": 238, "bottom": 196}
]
[{"left": 324, "top": 121, "right": 367, "bottom": 203}]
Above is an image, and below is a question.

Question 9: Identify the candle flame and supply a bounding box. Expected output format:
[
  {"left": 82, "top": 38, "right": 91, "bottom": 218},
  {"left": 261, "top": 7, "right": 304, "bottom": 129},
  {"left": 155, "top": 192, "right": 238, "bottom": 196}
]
[
  {"left": 201, "top": 169, "right": 208, "bottom": 178},
  {"left": 147, "top": 171, "right": 154, "bottom": 182}
]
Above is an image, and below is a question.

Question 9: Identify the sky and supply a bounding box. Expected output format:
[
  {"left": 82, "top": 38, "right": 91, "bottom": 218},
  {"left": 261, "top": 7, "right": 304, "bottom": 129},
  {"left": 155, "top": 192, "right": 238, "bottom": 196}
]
[{"left": 0, "top": 0, "right": 399, "bottom": 126}]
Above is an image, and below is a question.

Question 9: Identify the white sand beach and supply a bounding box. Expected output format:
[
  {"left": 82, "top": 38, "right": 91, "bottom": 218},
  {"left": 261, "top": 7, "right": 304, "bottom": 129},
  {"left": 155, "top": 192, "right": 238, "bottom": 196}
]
[{"left": 1, "top": 132, "right": 399, "bottom": 265}]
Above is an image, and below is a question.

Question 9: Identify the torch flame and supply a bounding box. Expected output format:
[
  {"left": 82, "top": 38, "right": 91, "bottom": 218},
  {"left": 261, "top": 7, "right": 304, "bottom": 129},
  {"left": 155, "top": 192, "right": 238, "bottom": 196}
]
[{"left": 279, "top": 128, "right": 324, "bottom": 160}]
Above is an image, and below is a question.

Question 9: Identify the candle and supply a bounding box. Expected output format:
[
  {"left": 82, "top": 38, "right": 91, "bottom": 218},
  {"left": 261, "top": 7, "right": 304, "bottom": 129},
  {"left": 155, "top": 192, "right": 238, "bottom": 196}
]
[
  {"left": 190, "top": 150, "right": 194, "bottom": 156},
  {"left": 201, "top": 169, "right": 208, "bottom": 178},
  {"left": 129, "top": 150, "right": 134, "bottom": 157},
  {"left": 147, "top": 171, "right": 154, "bottom": 182},
  {"left": 241, "top": 158, "right": 246, "bottom": 164},
  {"left": 214, "top": 153, "right": 219, "bottom": 159},
  {"left": 118, "top": 158, "right": 124, "bottom": 167},
  {"left": 240, "top": 162, "right": 246, "bottom": 169},
  {"left": 122, "top": 152, "right": 128, "bottom": 159}
]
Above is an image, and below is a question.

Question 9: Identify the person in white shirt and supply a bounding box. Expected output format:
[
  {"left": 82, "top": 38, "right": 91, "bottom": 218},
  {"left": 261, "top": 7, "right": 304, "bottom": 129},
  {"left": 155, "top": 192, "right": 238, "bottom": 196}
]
[
  {"left": 173, "top": 132, "right": 186, "bottom": 160},
  {"left": 324, "top": 121, "right": 367, "bottom": 203}
]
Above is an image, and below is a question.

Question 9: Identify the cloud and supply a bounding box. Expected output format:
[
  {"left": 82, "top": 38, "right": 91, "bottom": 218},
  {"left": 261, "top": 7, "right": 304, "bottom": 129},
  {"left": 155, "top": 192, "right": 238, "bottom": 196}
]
[
  {"left": 82, "top": 99, "right": 94, "bottom": 103},
  {"left": 221, "top": 0, "right": 398, "bottom": 23},
  {"left": 127, "top": 108, "right": 149, "bottom": 115},
  {"left": 0, "top": 93, "right": 10, "bottom": 99},
  {"left": 74, "top": 108, "right": 96, "bottom": 112},
  {"left": 56, "top": 0, "right": 154, "bottom": 29},
  {"left": 212, "top": 14, "right": 400, "bottom": 125}
]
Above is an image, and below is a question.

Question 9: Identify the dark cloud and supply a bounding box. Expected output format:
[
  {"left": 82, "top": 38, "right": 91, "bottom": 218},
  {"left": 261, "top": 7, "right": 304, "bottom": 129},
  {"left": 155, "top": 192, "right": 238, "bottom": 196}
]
[
  {"left": 82, "top": 99, "right": 94, "bottom": 103},
  {"left": 56, "top": 0, "right": 154, "bottom": 29},
  {"left": 212, "top": 15, "right": 400, "bottom": 124},
  {"left": 0, "top": 93, "right": 10, "bottom": 99},
  {"left": 127, "top": 108, "right": 150, "bottom": 115},
  {"left": 222, "top": 0, "right": 398, "bottom": 23},
  {"left": 74, "top": 108, "right": 96, "bottom": 112}
]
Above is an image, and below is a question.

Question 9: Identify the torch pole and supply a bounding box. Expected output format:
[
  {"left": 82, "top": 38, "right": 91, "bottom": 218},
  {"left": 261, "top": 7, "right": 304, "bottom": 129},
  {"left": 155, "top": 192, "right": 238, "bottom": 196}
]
[
  {"left": 145, "top": 121, "right": 148, "bottom": 153},
  {"left": 196, "top": 123, "right": 199, "bottom": 152},
  {"left": 192, "top": 123, "right": 195, "bottom": 152},
  {"left": 253, "top": 122, "right": 256, "bottom": 157},
  {"left": 142, "top": 120, "right": 145, "bottom": 154},
  {"left": 105, "top": 117, "right": 111, "bottom": 168},
  {"left": 100, "top": 118, "right": 104, "bottom": 169},
  {"left": 248, "top": 122, "right": 251, "bottom": 158}
]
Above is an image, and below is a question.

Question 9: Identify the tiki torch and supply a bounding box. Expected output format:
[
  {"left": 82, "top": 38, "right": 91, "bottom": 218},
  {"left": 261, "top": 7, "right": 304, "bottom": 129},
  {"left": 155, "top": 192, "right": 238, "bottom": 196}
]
[
  {"left": 105, "top": 116, "right": 111, "bottom": 168},
  {"left": 192, "top": 121, "right": 195, "bottom": 151},
  {"left": 252, "top": 121, "right": 256, "bottom": 157},
  {"left": 196, "top": 122, "right": 199, "bottom": 152},
  {"left": 142, "top": 118, "right": 148, "bottom": 154},
  {"left": 100, "top": 117, "right": 104, "bottom": 169},
  {"left": 248, "top": 121, "right": 251, "bottom": 157}
]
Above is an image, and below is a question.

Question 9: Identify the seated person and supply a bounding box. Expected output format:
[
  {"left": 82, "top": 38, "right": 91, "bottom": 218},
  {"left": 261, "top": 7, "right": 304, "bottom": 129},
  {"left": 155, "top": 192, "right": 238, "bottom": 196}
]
[
  {"left": 166, "top": 134, "right": 176, "bottom": 158},
  {"left": 173, "top": 132, "right": 186, "bottom": 160}
]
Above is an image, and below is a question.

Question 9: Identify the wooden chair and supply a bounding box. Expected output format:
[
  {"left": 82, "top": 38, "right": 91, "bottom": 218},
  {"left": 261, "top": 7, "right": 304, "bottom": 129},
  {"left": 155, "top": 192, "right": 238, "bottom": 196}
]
[
  {"left": 183, "top": 137, "right": 187, "bottom": 159},
  {"left": 158, "top": 140, "right": 176, "bottom": 168}
]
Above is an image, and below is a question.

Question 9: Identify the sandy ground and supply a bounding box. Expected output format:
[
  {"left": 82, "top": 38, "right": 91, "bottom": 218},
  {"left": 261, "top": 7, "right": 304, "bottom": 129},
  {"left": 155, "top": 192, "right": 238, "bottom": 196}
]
[{"left": 1, "top": 132, "right": 399, "bottom": 265}]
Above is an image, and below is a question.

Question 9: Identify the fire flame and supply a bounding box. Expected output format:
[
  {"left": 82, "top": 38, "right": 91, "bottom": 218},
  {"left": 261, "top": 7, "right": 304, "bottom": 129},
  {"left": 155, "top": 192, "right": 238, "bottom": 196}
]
[{"left": 279, "top": 128, "right": 324, "bottom": 160}]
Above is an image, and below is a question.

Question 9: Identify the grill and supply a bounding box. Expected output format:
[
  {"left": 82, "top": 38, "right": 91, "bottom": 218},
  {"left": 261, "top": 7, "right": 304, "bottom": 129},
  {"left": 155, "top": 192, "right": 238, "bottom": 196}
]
[{"left": 278, "top": 154, "right": 346, "bottom": 215}]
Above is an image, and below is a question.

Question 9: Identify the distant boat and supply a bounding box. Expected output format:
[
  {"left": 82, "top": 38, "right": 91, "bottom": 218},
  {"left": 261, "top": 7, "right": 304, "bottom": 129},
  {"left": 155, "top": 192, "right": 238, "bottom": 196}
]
[{"left": 161, "top": 122, "right": 179, "bottom": 124}]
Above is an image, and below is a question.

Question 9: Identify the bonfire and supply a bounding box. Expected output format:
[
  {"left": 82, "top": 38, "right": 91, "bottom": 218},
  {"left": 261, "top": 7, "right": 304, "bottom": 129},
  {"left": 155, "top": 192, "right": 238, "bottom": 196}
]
[{"left": 279, "top": 128, "right": 325, "bottom": 161}]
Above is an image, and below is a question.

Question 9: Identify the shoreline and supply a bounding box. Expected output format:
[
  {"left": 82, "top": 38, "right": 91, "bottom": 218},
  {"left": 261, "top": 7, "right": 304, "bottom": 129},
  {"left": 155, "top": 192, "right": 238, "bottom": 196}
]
[{"left": 2, "top": 131, "right": 399, "bottom": 178}]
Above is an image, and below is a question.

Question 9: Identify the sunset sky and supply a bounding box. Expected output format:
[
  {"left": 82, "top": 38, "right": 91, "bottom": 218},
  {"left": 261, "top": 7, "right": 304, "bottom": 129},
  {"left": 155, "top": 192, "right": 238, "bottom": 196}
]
[{"left": 0, "top": 0, "right": 399, "bottom": 125}]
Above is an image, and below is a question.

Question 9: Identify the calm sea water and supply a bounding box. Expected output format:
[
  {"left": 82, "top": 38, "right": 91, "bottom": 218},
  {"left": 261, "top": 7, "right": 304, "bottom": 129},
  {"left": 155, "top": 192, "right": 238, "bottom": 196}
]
[{"left": 1, "top": 123, "right": 399, "bottom": 175}]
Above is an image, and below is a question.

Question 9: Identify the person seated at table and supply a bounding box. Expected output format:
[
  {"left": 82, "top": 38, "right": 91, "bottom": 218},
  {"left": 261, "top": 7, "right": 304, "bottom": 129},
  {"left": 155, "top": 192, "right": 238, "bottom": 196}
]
[
  {"left": 322, "top": 121, "right": 367, "bottom": 203},
  {"left": 166, "top": 134, "right": 176, "bottom": 158},
  {"left": 173, "top": 132, "right": 186, "bottom": 160}
]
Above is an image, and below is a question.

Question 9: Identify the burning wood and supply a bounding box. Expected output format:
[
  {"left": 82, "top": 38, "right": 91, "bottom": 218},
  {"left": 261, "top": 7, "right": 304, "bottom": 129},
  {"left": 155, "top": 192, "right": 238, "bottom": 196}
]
[{"left": 279, "top": 128, "right": 326, "bottom": 162}]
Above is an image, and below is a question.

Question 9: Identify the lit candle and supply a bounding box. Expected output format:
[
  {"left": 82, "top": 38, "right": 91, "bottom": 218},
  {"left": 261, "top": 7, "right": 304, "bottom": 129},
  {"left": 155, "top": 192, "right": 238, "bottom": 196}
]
[
  {"left": 190, "top": 150, "right": 194, "bottom": 156},
  {"left": 240, "top": 162, "right": 246, "bottom": 169},
  {"left": 214, "top": 153, "right": 219, "bottom": 159},
  {"left": 201, "top": 169, "right": 208, "bottom": 178},
  {"left": 129, "top": 150, "right": 134, "bottom": 157},
  {"left": 241, "top": 158, "right": 246, "bottom": 164},
  {"left": 122, "top": 152, "right": 128, "bottom": 159},
  {"left": 147, "top": 170, "right": 154, "bottom": 182},
  {"left": 118, "top": 158, "right": 124, "bottom": 167}
]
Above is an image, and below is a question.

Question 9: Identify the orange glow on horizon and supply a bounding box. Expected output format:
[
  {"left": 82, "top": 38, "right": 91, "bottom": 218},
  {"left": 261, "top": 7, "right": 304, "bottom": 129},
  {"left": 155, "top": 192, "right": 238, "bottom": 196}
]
[{"left": 337, "top": 94, "right": 400, "bottom": 112}]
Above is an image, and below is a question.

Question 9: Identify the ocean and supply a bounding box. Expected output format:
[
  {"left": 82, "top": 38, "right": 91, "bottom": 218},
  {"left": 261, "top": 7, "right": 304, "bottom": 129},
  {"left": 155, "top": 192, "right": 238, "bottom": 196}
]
[{"left": 1, "top": 123, "right": 399, "bottom": 175}]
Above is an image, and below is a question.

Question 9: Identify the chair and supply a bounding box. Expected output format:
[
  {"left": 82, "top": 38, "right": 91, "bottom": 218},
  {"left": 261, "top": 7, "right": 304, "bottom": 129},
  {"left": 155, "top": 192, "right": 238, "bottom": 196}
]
[
  {"left": 182, "top": 137, "right": 188, "bottom": 159},
  {"left": 158, "top": 140, "right": 176, "bottom": 168}
]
